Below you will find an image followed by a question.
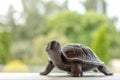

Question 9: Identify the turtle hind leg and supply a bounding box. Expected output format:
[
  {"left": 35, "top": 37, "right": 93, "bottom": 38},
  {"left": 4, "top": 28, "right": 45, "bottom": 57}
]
[
  {"left": 97, "top": 65, "right": 113, "bottom": 76},
  {"left": 71, "top": 63, "right": 83, "bottom": 77},
  {"left": 40, "top": 60, "right": 54, "bottom": 75}
]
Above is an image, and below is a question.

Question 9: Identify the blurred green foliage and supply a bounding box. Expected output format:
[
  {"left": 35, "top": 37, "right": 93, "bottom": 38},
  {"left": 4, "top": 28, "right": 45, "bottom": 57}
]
[
  {"left": 0, "top": 0, "right": 119, "bottom": 66},
  {"left": 46, "top": 10, "right": 115, "bottom": 64},
  {"left": 91, "top": 25, "right": 109, "bottom": 63},
  {"left": 46, "top": 10, "right": 115, "bottom": 45},
  {"left": 0, "top": 29, "right": 11, "bottom": 64}
]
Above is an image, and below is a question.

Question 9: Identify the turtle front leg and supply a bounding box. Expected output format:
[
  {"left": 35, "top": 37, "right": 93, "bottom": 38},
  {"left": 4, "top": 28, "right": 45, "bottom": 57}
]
[
  {"left": 97, "top": 65, "right": 113, "bottom": 76},
  {"left": 40, "top": 60, "right": 55, "bottom": 75},
  {"left": 71, "top": 63, "right": 83, "bottom": 77}
]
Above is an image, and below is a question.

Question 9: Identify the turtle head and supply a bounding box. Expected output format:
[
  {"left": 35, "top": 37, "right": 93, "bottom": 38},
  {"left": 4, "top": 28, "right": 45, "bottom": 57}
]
[
  {"left": 46, "top": 40, "right": 63, "bottom": 65},
  {"left": 46, "top": 40, "right": 67, "bottom": 67},
  {"left": 46, "top": 40, "right": 61, "bottom": 52}
]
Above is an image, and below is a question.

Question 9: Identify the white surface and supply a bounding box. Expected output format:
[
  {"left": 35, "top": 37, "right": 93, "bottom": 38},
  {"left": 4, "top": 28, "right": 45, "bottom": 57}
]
[{"left": 0, "top": 73, "right": 120, "bottom": 80}]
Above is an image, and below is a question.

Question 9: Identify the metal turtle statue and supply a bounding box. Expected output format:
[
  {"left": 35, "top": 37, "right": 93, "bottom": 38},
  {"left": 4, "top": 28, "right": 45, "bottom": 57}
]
[{"left": 40, "top": 40, "right": 113, "bottom": 77}]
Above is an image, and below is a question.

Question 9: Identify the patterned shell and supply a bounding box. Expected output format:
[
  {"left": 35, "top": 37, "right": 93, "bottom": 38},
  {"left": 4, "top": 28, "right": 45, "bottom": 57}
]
[{"left": 62, "top": 44, "right": 101, "bottom": 63}]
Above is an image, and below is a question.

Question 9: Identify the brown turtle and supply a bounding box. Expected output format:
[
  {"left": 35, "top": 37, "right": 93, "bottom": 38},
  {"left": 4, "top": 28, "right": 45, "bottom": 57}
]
[{"left": 40, "top": 40, "right": 113, "bottom": 77}]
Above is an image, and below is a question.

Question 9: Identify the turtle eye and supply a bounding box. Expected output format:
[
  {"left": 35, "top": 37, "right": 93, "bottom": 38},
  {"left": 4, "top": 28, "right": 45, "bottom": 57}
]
[
  {"left": 56, "top": 42, "right": 61, "bottom": 48},
  {"left": 57, "top": 42, "right": 60, "bottom": 46},
  {"left": 51, "top": 41, "right": 55, "bottom": 44}
]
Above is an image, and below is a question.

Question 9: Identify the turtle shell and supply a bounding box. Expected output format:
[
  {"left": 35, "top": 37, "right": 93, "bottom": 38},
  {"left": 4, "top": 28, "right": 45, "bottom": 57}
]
[{"left": 61, "top": 43, "right": 102, "bottom": 64}]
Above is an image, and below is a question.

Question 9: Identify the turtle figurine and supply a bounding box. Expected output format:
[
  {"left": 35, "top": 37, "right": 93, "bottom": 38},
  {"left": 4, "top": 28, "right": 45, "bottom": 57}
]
[{"left": 40, "top": 40, "right": 113, "bottom": 77}]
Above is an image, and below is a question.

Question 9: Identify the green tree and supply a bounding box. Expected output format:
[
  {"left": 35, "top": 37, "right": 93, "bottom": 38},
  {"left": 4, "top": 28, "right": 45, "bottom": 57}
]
[
  {"left": 6, "top": 5, "right": 17, "bottom": 41},
  {"left": 0, "top": 29, "right": 11, "bottom": 64},
  {"left": 46, "top": 10, "right": 83, "bottom": 42},
  {"left": 21, "top": 0, "right": 45, "bottom": 39},
  {"left": 21, "top": 0, "right": 64, "bottom": 39},
  {"left": 91, "top": 25, "right": 109, "bottom": 64},
  {"left": 46, "top": 10, "right": 115, "bottom": 46}
]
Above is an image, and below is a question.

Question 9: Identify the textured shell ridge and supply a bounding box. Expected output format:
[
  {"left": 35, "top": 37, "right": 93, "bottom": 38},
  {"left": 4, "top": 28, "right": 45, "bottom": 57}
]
[{"left": 61, "top": 43, "right": 103, "bottom": 65}]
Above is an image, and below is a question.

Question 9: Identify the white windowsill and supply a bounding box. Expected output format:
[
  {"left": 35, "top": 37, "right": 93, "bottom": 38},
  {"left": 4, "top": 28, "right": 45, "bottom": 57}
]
[{"left": 0, "top": 73, "right": 120, "bottom": 80}]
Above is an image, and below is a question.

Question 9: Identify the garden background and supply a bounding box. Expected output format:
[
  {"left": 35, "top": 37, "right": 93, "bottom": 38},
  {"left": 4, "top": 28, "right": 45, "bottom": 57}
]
[{"left": 0, "top": 0, "right": 120, "bottom": 73}]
